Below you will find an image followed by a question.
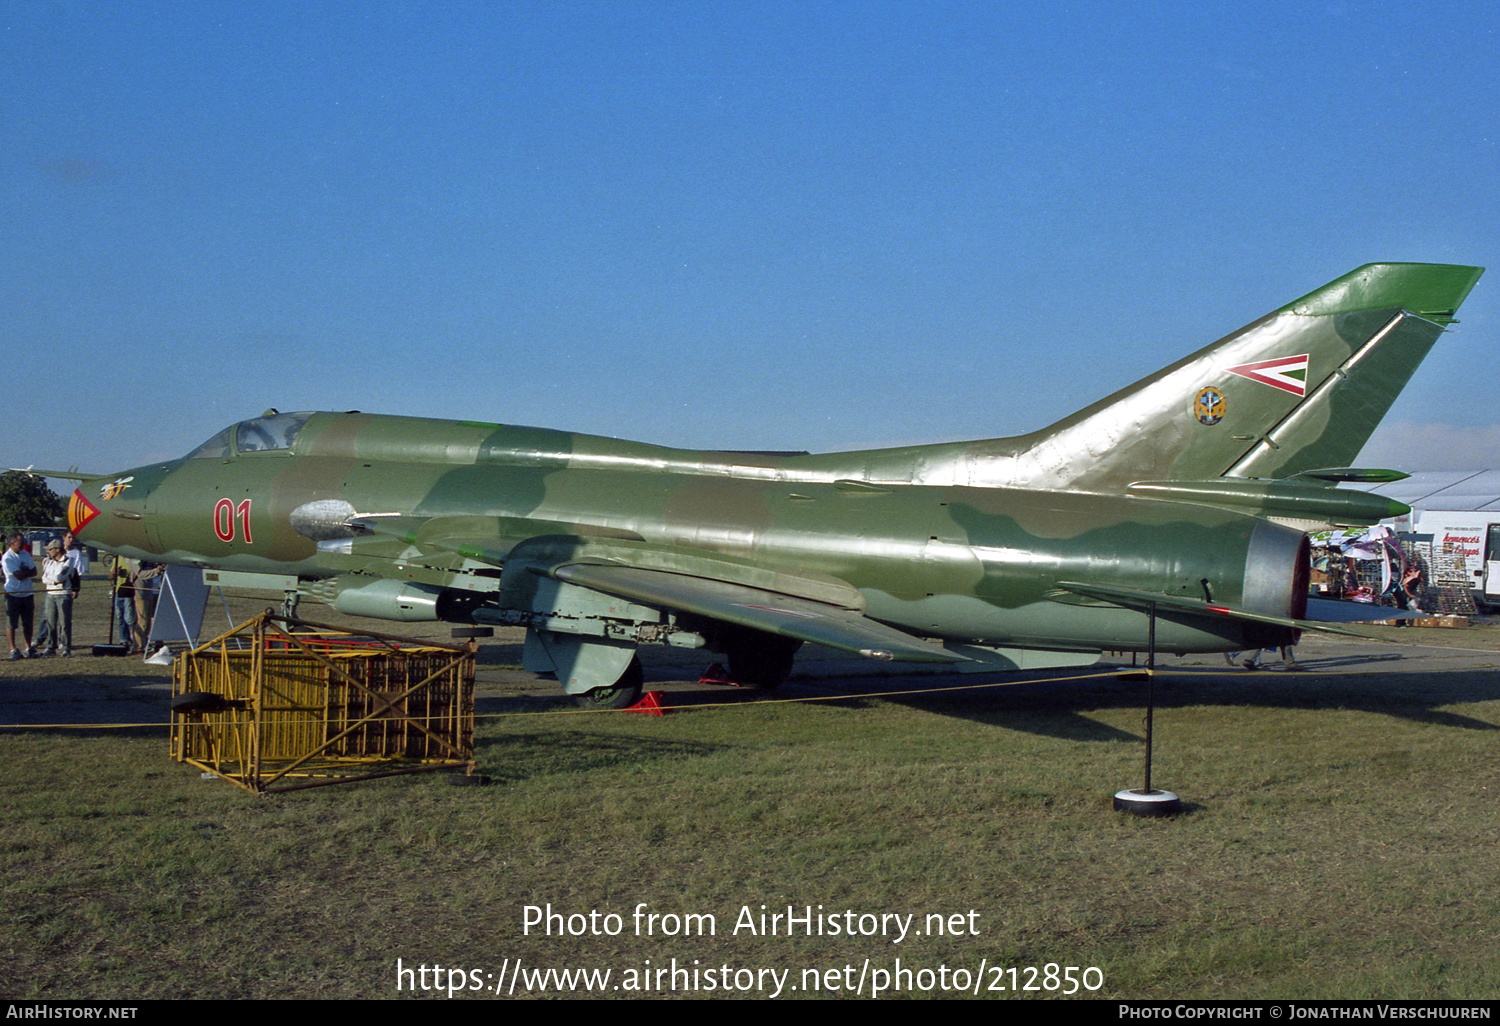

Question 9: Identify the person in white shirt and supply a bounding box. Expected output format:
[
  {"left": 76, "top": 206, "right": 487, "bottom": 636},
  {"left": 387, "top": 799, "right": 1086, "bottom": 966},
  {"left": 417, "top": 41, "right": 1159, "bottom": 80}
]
[
  {"left": 39, "top": 539, "right": 79, "bottom": 656},
  {"left": 3, "top": 532, "right": 38, "bottom": 659},
  {"left": 62, "top": 531, "right": 89, "bottom": 578}
]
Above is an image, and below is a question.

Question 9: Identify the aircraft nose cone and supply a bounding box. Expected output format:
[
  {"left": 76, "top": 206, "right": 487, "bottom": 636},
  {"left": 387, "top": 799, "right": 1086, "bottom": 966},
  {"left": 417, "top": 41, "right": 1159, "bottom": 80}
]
[{"left": 68, "top": 489, "right": 102, "bottom": 536}]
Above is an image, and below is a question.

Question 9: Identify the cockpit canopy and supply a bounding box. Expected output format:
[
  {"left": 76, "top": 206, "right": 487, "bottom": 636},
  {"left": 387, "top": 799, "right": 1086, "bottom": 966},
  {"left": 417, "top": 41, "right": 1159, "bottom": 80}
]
[{"left": 185, "top": 411, "right": 314, "bottom": 459}]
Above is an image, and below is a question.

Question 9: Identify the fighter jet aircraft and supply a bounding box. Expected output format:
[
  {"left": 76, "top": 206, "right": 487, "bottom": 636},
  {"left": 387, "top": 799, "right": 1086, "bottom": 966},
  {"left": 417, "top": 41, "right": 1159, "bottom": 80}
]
[{"left": 43, "top": 262, "right": 1484, "bottom": 707}]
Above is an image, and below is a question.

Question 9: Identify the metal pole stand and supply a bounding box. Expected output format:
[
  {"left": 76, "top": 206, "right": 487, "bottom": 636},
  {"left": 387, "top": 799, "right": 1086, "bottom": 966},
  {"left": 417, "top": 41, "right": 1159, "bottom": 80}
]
[{"left": 1114, "top": 601, "right": 1183, "bottom": 817}]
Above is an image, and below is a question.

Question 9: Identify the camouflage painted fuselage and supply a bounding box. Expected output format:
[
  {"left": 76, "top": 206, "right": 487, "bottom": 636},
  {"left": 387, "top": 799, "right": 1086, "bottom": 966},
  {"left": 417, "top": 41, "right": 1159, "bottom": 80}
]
[{"left": 75, "top": 411, "right": 1304, "bottom": 656}]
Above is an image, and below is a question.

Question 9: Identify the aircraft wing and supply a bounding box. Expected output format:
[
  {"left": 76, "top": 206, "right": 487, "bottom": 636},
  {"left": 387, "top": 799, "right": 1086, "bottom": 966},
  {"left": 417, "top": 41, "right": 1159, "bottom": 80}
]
[
  {"left": 353, "top": 518, "right": 967, "bottom": 663},
  {"left": 9, "top": 467, "right": 100, "bottom": 481},
  {"left": 1302, "top": 597, "right": 1420, "bottom": 623},
  {"left": 553, "top": 562, "right": 966, "bottom": 663}
]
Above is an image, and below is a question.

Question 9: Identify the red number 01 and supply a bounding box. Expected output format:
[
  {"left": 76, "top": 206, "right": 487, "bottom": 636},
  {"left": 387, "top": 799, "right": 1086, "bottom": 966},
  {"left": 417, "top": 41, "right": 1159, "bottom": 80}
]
[{"left": 213, "top": 498, "right": 253, "bottom": 543}]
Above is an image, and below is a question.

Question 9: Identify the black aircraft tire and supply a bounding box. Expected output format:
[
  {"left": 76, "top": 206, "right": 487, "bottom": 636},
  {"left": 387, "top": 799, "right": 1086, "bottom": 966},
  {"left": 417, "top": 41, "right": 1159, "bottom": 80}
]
[
  {"left": 171, "top": 692, "right": 229, "bottom": 715},
  {"left": 726, "top": 635, "right": 801, "bottom": 690},
  {"left": 574, "top": 656, "right": 644, "bottom": 710}
]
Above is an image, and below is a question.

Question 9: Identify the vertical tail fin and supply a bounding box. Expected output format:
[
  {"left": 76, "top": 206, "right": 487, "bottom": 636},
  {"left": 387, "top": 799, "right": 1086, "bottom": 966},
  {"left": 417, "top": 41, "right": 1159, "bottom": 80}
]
[
  {"left": 1225, "top": 263, "right": 1482, "bottom": 479},
  {"left": 988, "top": 263, "right": 1483, "bottom": 491}
]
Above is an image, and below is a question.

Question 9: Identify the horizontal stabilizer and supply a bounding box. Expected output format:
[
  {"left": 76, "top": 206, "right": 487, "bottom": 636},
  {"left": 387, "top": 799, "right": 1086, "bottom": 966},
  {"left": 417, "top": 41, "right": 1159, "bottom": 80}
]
[
  {"left": 1052, "top": 580, "right": 1381, "bottom": 639},
  {"left": 553, "top": 563, "right": 966, "bottom": 663}
]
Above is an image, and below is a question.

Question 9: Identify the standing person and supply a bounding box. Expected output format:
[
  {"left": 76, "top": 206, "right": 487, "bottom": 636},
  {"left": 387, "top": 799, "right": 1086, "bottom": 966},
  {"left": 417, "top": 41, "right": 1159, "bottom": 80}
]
[
  {"left": 1242, "top": 645, "right": 1300, "bottom": 671},
  {"left": 132, "top": 561, "right": 164, "bottom": 653},
  {"left": 3, "top": 532, "right": 38, "bottom": 660},
  {"left": 39, "top": 540, "right": 78, "bottom": 656},
  {"left": 60, "top": 531, "right": 85, "bottom": 648},
  {"left": 35, "top": 534, "right": 84, "bottom": 652},
  {"left": 61, "top": 531, "right": 89, "bottom": 579},
  {"left": 111, "top": 555, "right": 137, "bottom": 654}
]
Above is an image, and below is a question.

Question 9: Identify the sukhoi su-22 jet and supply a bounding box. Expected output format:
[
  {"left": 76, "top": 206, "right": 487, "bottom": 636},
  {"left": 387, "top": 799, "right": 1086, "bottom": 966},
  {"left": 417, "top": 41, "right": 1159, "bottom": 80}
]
[{"left": 44, "top": 262, "right": 1484, "bottom": 707}]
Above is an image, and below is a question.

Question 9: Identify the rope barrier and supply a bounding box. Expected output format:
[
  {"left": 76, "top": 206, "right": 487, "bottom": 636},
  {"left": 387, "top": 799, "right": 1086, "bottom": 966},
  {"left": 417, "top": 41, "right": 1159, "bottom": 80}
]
[{"left": 7, "top": 631, "right": 1495, "bottom": 731}]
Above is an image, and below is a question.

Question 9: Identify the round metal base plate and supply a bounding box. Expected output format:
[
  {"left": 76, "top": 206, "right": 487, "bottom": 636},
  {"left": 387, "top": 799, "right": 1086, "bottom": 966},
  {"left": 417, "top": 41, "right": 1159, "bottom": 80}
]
[{"left": 1113, "top": 788, "right": 1183, "bottom": 817}]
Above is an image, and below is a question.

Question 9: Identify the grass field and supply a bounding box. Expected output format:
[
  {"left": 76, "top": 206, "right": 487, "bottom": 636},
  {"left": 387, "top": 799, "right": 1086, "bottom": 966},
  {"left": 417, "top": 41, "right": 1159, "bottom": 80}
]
[{"left": 2, "top": 583, "right": 1498, "bottom": 999}]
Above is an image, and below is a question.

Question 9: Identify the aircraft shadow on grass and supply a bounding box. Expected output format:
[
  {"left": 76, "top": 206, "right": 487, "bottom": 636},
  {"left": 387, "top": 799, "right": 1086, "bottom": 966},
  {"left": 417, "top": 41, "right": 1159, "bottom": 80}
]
[
  {"left": 821, "top": 659, "right": 1500, "bottom": 741},
  {"left": 0, "top": 675, "right": 172, "bottom": 740}
]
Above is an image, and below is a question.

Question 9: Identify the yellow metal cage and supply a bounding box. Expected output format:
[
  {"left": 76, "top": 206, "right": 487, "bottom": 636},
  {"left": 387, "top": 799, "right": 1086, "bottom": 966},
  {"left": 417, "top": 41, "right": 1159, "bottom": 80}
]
[{"left": 170, "top": 612, "right": 476, "bottom": 793}]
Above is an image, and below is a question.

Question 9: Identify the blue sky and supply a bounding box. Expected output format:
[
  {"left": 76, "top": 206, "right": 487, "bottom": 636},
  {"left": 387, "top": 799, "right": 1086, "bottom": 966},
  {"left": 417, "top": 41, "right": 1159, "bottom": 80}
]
[{"left": 4, "top": 1, "right": 1497, "bottom": 479}]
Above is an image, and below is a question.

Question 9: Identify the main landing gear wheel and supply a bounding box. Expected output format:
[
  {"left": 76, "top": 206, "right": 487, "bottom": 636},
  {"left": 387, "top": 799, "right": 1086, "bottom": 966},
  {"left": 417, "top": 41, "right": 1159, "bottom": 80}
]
[
  {"left": 726, "top": 634, "right": 802, "bottom": 690},
  {"left": 574, "top": 656, "right": 644, "bottom": 710},
  {"left": 171, "top": 692, "right": 231, "bottom": 715}
]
